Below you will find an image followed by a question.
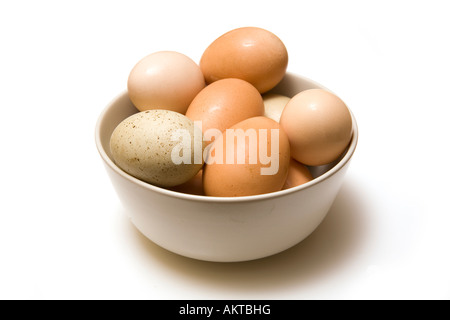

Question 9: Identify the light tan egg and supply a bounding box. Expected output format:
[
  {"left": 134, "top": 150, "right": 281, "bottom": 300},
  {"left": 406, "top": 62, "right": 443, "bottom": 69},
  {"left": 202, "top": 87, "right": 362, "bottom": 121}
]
[
  {"left": 127, "top": 51, "right": 205, "bottom": 114},
  {"left": 200, "top": 27, "right": 288, "bottom": 93},
  {"left": 280, "top": 89, "right": 352, "bottom": 166},
  {"left": 282, "top": 159, "right": 313, "bottom": 190},
  {"left": 185, "top": 78, "right": 264, "bottom": 144},
  {"left": 263, "top": 93, "right": 291, "bottom": 122},
  {"left": 203, "top": 116, "right": 290, "bottom": 197},
  {"left": 110, "top": 110, "right": 205, "bottom": 187}
]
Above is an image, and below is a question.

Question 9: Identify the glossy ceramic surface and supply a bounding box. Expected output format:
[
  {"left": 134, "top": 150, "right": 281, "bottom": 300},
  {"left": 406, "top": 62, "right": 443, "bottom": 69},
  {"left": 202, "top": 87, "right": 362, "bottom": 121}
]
[{"left": 95, "top": 73, "right": 358, "bottom": 262}]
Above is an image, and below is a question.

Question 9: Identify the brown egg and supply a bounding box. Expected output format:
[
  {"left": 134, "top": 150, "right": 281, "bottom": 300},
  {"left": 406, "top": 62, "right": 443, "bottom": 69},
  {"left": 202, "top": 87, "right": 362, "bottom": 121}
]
[
  {"left": 185, "top": 78, "right": 264, "bottom": 144},
  {"left": 280, "top": 89, "right": 352, "bottom": 166},
  {"left": 203, "top": 117, "right": 290, "bottom": 197},
  {"left": 127, "top": 51, "right": 205, "bottom": 114},
  {"left": 282, "top": 159, "right": 313, "bottom": 190},
  {"left": 168, "top": 170, "right": 204, "bottom": 196},
  {"left": 200, "top": 27, "right": 288, "bottom": 93}
]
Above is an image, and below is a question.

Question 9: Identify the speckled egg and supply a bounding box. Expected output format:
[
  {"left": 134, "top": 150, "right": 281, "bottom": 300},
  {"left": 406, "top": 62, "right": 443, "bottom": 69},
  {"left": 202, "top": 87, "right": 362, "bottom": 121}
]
[{"left": 110, "top": 110, "right": 205, "bottom": 187}]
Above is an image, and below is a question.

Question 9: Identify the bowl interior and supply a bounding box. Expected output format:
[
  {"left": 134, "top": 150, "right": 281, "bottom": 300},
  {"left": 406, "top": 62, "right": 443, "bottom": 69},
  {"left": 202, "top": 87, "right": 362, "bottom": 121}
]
[{"left": 95, "top": 72, "right": 358, "bottom": 202}]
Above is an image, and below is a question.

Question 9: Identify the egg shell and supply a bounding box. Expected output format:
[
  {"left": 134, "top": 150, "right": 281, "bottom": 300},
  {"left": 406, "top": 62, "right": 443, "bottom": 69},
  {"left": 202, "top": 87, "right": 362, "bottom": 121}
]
[
  {"left": 168, "top": 170, "right": 204, "bottom": 196},
  {"left": 280, "top": 89, "right": 352, "bottom": 166},
  {"left": 203, "top": 116, "right": 290, "bottom": 197},
  {"left": 185, "top": 78, "right": 264, "bottom": 144},
  {"left": 282, "top": 159, "right": 313, "bottom": 190},
  {"left": 127, "top": 51, "right": 205, "bottom": 114},
  {"left": 110, "top": 110, "right": 204, "bottom": 187},
  {"left": 200, "top": 27, "right": 288, "bottom": 93},
  {"left": 263, "top": 93, "right": 291, "bottom": 122}
]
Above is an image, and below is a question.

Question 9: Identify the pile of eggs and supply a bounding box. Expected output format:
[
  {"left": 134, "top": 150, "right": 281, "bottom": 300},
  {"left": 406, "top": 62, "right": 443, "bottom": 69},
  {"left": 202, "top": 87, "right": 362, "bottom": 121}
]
[{"left": 110, "top": 27, "right": 353, "bottom": 197}]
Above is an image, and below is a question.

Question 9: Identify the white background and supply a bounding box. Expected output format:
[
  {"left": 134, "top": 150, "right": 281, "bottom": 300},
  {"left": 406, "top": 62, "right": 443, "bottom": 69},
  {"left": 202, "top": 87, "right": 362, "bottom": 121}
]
[{"left": 1, "top": 0, "right": 449, "bottom": 300}]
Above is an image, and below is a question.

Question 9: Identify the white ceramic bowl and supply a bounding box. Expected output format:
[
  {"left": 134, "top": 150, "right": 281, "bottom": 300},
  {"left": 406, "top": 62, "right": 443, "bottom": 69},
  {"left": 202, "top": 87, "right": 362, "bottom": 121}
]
[{"left": 95, "top": 73, "right": 358, "bottom": 262}]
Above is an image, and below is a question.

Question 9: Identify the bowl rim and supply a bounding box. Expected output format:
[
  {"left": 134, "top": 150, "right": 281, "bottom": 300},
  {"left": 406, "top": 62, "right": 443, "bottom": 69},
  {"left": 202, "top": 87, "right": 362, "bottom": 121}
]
[{"left": 95, "top": 72, "right": 358, "bottom": 203}]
